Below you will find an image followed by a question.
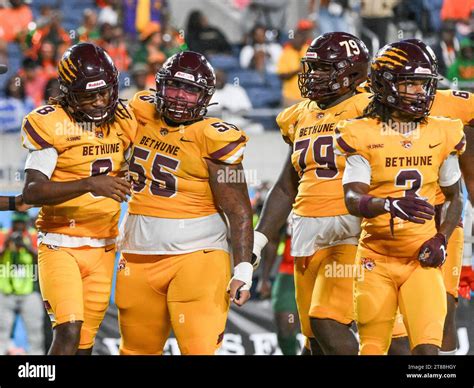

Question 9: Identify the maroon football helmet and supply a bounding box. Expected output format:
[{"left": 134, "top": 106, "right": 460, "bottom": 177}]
[
  {"left": 155, "top": 51, "right": 216, "bottom": 123},
  {"left": 402, "top": 38, "right": 439, "bottom": 73},
  {"left": 370, "top": 41, "right": 438, "bottom": 118},
  {"left": 298, "top": 32, "right": 370, "bottom": 102},
  {"left": 58, "top": 42, "right": 119, "bottom": 125}
]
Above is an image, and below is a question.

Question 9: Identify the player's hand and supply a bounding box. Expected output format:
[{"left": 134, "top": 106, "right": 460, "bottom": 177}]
[
  {"left": 458, "top": 265, "right": 474, "bottom": 300},
  {"left": 384, "top": 196, "right": 435, "bottom": 224},
  {"left": 15, "top": 195, "right": 33, "bottom": 211},
  {"left": 227, "top": 262, "right": 253, "bottom": 307},
  {"left": 87, "top": 175, "right": 131, "bottom": 202},
  {"left": 256, "top": 278, "right": 272, "bottom": 300},
  {"left": 418, "top": 233, "right": 447, "bottom": 268},
  {"left": 252, "top": 231, "right": 269, "bottom": 269},
  {"left": 228, "top": 279, "right": 251, "bottom": 306}
]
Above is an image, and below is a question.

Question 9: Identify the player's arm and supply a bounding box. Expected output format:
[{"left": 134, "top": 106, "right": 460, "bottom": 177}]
[
  {"left": 342, "top": 155, "right": 434, "bottom": 222},
  {"left": 23, "top": 169, "right": 131, "bottom": 205},
  {"left": 256, "top": 147, "right": 298, "bottom": 239},
  {"left": 459, "top": 125, "right": 474, "bottom": 295},
  {"left": 207, "top": 159, "right": 253, "bottom": 307},
  {"left": 418, "top": 157, "right": 463, "bottom": 269},
  {"left": 344, "top": 181, "right": 386, "bottom": 218},
  {"left": 22, "top": 148, "right": 131, "bottom": 205},
  {"left": 438, "top": 179, "right": 463, "bottom": 240},
  {"left": 437, "top": 153, "right": 464, "bottom": 241},
  {"left": 0, "top": 195, "right": 30, "bottom": 211},
  {"left": 253, "top": 147, "right": 298, "bottom": 267},
  {"left": 257, "top": 238, "right": 279, "bottom": 299},
  {"left": 460, "top": 125, "right": 474, "bottom": 201}
]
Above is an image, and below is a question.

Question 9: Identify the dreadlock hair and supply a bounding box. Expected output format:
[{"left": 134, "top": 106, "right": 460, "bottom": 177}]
[
  {"left": 361, "top": 97, "right": 428, "bottom": 125},
  {"left": 47, "top": 93, "right": 133, "bottom": 136}
]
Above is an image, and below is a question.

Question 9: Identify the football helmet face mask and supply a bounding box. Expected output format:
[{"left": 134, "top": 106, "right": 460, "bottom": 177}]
[
  {"left": 58, "top": 43, "right": 119, "bottom": 126},
  {"left": 370, "top": 41, "right": 438, "bottom": 118},
  {"left": 298, "top": 32, "right": 370, "bottom": 103},
  {"left": 155, "top": 51, "right": 216, "bottom": 123}
]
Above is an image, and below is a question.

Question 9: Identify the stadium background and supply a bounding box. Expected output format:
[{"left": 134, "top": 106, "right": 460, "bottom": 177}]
[{"left": 1, "top": 0, "right": 474, "bottom": 355}]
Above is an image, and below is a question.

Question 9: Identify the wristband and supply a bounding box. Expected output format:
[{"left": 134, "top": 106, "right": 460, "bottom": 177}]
[
  {"left": 8, "top": 196, "right": 15, "bottom": 211},
  {"left": 232, "top": 262, "right": 253, "bottom": 291},
  {"left": 253, "top": 231, "right": 268, "bottom": 256},
  {"left": 359, "top": 194, "right": 376, "bottom": 218}
]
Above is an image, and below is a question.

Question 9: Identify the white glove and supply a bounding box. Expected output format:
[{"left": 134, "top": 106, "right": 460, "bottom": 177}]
[
  {"left": 251, "top": 231, "right": 269, "bottom": 269},
  {"left": 227, "top": 262, "right": 254, "bottom": 292}
]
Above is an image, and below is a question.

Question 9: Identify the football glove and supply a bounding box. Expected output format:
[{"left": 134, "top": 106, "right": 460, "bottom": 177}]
[
  {"left": 384, "top": 196, "right": 435, "bottom": 236},
  {"left": 418, "top": 233, "right": 447, "bottom": 268}
]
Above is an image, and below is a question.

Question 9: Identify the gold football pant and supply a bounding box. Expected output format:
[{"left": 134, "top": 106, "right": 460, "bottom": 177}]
[
  {"left": 391, "top": 225, "right": 464, "bottom": 340},
  {"left": 115, "top": 249, "right": 231, "bottom": 355},
  {"left": 442, "top": 226, "right": 464, "bottom": 298},
  {"left": 294, "top": 244, "right": 357, "bottom": 339},
  {"left": 355, "top": 246, "right": 446, "bottom": 355},
  {"left": 38, "top": 244, "right": 116, "bottom": 349}
]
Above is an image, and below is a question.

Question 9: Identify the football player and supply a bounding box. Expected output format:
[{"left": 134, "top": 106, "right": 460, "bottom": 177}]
[
  {"left": 337, "top": 41, "right": 464, "bottom": 355},
  {"left": 405, "top": 38, "right": 474, "bottom": 355},
  {"left": 115, "top": 51, "right": 253, "bottom": 355},
  {"left": 253, "top": 32, "right": 371, "bottom": 355},
  {"left": 22, "top": 43, "right": 136, "bottom": 355}
]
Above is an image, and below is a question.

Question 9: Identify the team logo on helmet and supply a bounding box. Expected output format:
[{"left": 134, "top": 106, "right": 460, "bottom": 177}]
[
  {"left": 58, "top": 57, "right": 79, "bottom": 83},
  {"left": 372, "top": 47, "right": 409, "bottom": 70}
]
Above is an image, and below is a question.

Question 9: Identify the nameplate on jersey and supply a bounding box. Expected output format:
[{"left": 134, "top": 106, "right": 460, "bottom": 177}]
[
  {"left": 83, "top": 143, "right": 121, "bottom": 156},
  {"left": 299, "top": 123, "right": 336, "bottom": 137},
  {"left": 139, "top": 135, "right": 180, "bottom": 156},
  {"left": 385, "top": 155, "right": 433, "bottom": 167}
]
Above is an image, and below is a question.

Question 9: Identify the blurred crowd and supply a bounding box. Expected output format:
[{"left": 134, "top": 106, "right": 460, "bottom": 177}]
[{"left": 0, "top": 0, "right": 474, "bottom": 134}]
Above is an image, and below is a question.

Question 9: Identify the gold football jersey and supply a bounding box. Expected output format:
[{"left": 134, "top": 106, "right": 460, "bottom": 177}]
[
  {"left": 431, "top": 89, "right": 474, "bottom": 204},
  {"left": 127, "top": 91, "right": 248, "bottom": 219},
  {"left": 22, "top": 103, "right": 137, "bottom": 238},
  {"left": 277, "top": 93, "right": 372, "bottom": 217},
  {"left": 335, "top": 116, "right": 465, "bottom": 258}
]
